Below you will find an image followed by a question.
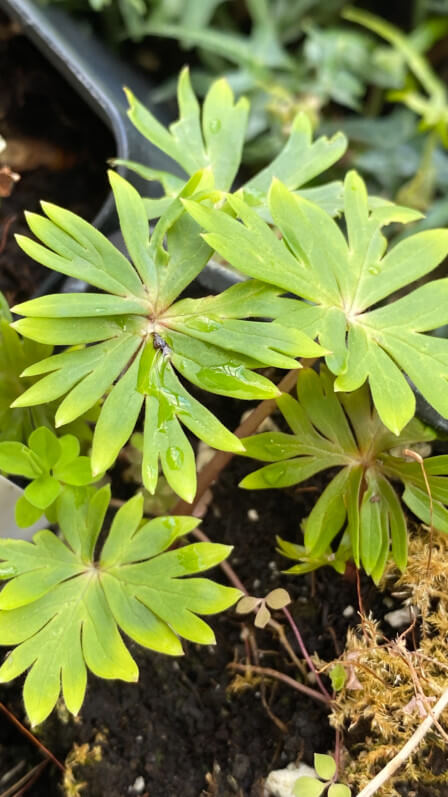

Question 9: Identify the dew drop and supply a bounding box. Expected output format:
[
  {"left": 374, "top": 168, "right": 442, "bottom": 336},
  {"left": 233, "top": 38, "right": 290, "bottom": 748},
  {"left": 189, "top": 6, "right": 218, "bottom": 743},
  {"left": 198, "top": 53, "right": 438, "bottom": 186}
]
[
  {"left": 209, "top": 119, "right": 221, "bottom": 134},
  {"left": 263, "top": 467, "right": 286, "bottom": 485},
  {"left": 265, "top": 444, "right": 287, "bottom": 457},
  {"left": 368, "top": 265, "right": 381, "bottom": 276},
  {"left": 185, "top": 316, "right": 220, "bottom": 333},
  {"left": 166, "top": 446, "right": 184, "bottom": 470}
]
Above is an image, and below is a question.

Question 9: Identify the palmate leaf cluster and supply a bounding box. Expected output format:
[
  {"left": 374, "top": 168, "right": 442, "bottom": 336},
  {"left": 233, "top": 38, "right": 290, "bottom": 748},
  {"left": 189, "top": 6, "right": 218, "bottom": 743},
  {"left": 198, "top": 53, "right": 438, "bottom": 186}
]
[
  {"left": 117, "top": 66, "right": 347, "bottom": 220},
  {"left": 0, "top": 486, "right": 240, "bottom": 726},
  {"left": 294, "top": 753, "right": 350, "bottom": 797},
  {"left": 240, "top": 366, "right": 447, "bottom": 582},
  {"left": 11, "top": 166, "right": 325, "bottom": 504},
  {"left": 189, "top": 169, "right": 448, "bottom": 435},
  {"left": 0, "top": 427, "right": 99, "bottom": 528}
]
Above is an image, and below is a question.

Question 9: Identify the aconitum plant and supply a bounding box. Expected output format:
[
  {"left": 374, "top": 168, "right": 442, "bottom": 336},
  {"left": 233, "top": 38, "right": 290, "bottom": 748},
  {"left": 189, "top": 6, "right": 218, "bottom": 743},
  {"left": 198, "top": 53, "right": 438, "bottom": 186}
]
[{"left": 1, "top": 70, "right": 448, "bottom": 726}]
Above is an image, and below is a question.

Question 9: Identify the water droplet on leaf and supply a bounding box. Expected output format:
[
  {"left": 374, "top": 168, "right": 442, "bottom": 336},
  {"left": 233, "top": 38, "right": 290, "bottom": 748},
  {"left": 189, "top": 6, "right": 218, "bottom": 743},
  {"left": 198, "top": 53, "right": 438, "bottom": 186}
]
[
  {"left": 209, "top": 119, "right": 221, "bottom": 134},
  {"left": 185, "top": 316, "right": 220, "bottom": 333},
  {"left": 368, "top": 265, "right": 380, "bottom": 275},
  {"left": 263, "top": 467, "right": 286, "bottom": 485},
  {"left": 166, "top": 446, "right": 184, "bottom": 470}
]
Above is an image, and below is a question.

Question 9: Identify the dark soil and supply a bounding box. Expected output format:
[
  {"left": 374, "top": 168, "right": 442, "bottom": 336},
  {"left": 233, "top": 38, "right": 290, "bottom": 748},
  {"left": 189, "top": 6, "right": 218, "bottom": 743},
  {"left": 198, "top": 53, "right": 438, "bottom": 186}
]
[{"left": 0, "top": 11, "right": 114, "bottom": 306}]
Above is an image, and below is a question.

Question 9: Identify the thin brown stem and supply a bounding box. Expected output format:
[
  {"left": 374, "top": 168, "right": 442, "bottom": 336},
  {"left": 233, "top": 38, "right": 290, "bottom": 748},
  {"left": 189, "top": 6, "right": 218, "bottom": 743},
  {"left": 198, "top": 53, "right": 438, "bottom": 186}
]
[
  {"left": 0, "top": 214, "right": 17, "bottom": 255},
  {"left": 403, "top": 449, "right": 434, "bottom": 573},
  {"left": 228, "top": 662, "right": 331, "bottom": 705},
  {"left": 0, "top": 704, "right": 65, "bottom": 773},
  {"left": 191, "top": 526, "right": 247, "bottom": 593}
]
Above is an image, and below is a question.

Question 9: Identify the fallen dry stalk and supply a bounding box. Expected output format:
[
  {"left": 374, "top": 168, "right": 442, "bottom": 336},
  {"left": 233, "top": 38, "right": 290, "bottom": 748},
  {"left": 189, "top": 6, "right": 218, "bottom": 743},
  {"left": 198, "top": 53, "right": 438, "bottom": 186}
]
[
  {"left": 356, "top": 685, "right": 448, "bottom": 797},
  {"left": 228, "top": 662, "right": 330, "bottom": 705}
]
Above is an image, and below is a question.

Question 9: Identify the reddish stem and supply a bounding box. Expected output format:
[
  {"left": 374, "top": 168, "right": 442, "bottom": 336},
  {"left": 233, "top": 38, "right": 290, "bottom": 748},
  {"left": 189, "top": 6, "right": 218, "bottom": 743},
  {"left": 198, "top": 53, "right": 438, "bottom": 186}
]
[
  {"left": 228, "top": 662, "right": 330, "bottom": 705},
  {"left": 282, "top": 606, "right": 332, "bottom": 700},
  {"left": 0, "top": 703, "right": 65, "bottom": 773}
]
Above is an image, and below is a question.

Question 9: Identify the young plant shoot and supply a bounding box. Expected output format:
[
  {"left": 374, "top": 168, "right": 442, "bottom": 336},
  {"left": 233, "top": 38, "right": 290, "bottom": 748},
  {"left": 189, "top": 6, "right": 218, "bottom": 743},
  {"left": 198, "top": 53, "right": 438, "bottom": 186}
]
[{"left": 0, "top": 426, "right": 100, "bottom": 527}]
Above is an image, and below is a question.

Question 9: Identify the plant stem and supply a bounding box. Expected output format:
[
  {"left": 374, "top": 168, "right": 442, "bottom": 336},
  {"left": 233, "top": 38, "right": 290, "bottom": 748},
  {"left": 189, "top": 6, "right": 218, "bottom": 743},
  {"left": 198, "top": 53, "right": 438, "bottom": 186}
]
[
  {"left": 172, "top": 367, "right": 299, "bottom": 515},
  {"left": 356, "top": 686, "right": 448, "bottom": 797},
  {"left": 191, "top": 526, "right": 247, "bottom": 593},
  {"left": 0, "top": 703, "right": 65, "bottom": 773},
  {"left": 282, "top": 606, "right": 332, "bottom": 700},
  {"left": 228, "top": 662, "right": 331, "bottom": 705},
  {"left": 0, "top": 761, "right": 48, "bottom": 797}
]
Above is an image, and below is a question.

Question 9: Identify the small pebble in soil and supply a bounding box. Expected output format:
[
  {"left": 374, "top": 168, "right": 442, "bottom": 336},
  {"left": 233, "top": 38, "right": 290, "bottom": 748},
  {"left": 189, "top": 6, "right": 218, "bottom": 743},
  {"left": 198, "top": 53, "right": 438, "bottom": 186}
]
[
  {"left": 384, "top": 606, "right": 413, "bottom": 628},
  {"left": 128, "top": 776, "right": 145, "bottom": 794},
  {"left": 264, "top": 762, "right": 316, "bottom": 797}
]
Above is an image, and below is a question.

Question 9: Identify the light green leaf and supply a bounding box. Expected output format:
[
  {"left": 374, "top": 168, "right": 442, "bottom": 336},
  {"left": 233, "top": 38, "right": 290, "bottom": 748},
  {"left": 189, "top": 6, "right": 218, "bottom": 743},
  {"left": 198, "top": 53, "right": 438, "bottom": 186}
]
[
  {"left": 0, "top": 442, "right": 42, "bottom": 478},
  {"left": 24, "top": 475, "right": 61, "bottom": 510},
  {"left": 14, "top": 496, "right": 46, "bottom": 529},
  {"left": 330, "top": 663, "right": 347, "bottom": 692},
  {"left": 243, "top": 113, "right": 347, "bottom": 197},
  {"left": 304, "top": 469, "right": 349, "bottom": 556},
  {"left": 91, "top": 352, "right": 144, "bottom": 476},
  {"left": 108, "top": 171, "right": 158, "bottom": 289},
  {"left": 18, "top": 202, "right": 144, "bottom": 297},
  {"left": 294, "top": 776, "right": 325, "bottom": 797},
  {"left": 402, "top": 483, "right": 448, "bottom": 534},
  {"left": 0, "top": 491, "right": 240, "bottom": 725},
  {"left": 314, "top": 754, "right": 336, "bottom": 781},
  {"left": 188, "top": 170, "right": 448, "bottom": 434},
  {"left": 28, "top": 427, "right": 61, "bottom": 469},
  {"left": 360, "top": 472, "right": 389, "bottom": 578},
  {"left": 125, "top": 67, "right": 249, "bottom": 192},
  {"left": 243, "top": 367, "right": 432, "bottom": 578},
  {"left": 328, "top": 785, "right": 351, "bottom": 797}
]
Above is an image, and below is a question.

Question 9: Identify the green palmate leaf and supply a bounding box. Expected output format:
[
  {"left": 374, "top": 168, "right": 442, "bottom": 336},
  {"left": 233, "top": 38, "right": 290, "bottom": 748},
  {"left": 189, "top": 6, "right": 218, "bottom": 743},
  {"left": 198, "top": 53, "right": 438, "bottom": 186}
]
[
  {"left": 123, "top": 67, "right": 249, "bottom": 194},
  {"left": 12, "top": 174, "right": 324, "bottom": 501},
  {"left": 0, "top": 489, "right": 241, "bottom": 726},
  {"left": 186, "top": 170, "right": 448, "bottom": 434},
  {"left": 122, "top": 69, "right": 346, "bottom": 219},
  {"left": 0, "top": 427, "right": 100, "bottom": 527},
  {"left": 241, "top": 112, "right": 346, "bottom": 200},
  {"left": 242, "top": 366, "right": 437, "bottom": 580}
]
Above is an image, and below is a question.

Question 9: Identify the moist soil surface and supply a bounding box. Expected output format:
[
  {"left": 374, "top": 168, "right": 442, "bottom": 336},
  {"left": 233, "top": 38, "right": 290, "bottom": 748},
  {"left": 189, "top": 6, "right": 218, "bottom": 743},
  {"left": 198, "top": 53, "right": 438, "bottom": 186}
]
[
  {"left": 0, "top": 455, "right": 390, "bottom": 797},
  {"left": 0, "top": 11, "right": 114, "bottom": 306}
]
